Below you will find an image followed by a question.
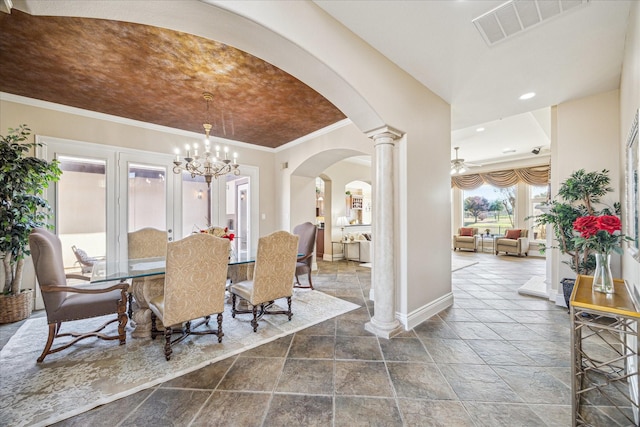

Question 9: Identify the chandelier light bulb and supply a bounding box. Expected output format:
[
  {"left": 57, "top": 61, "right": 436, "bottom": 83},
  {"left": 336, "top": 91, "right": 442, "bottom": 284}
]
[{"left": 171, "top": 92, "right": 241, "bottom": 187}]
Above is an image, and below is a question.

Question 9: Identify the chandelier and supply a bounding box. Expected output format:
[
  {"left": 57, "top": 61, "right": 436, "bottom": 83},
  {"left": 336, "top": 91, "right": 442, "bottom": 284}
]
[{"left": 172, "top": 92, "right": 240, "bottom": 187}]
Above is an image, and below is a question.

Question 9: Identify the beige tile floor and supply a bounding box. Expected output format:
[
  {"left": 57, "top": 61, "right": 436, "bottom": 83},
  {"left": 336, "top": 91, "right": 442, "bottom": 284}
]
[{"left": 0, "top": 252, "right": 632, "bottom": 426}]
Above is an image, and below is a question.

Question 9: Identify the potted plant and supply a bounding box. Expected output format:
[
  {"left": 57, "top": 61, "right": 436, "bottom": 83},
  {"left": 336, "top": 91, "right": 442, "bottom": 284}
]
[
  {"left": 0, "top": 125, "right": 61, "bottom": 323},
  {"left": 533, "top": 169, "right": 620, "bottom": 305}
]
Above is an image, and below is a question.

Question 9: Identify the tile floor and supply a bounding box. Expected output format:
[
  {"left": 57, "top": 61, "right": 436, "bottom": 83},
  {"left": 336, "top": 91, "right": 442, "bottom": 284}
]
[{"left": 1, "top": 252, "right": 632, "bottom": 426}]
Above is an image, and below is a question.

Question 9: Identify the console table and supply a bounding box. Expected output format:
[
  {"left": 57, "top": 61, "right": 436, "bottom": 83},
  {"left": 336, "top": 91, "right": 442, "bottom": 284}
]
[{"left": 569, "top": 274, "right": 639, "bottom": 426}]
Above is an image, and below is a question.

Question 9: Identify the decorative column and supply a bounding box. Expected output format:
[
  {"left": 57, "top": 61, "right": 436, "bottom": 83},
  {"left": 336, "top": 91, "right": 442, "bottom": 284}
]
[{"left": 365, "top": 126, "right": 403, "bottom": 339}]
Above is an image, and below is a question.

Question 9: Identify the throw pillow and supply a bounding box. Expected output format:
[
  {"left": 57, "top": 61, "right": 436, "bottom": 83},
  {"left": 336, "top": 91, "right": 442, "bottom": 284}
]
[
  {"left": 363, "top": 233, "right": 371, "bottom": 241},
  {"left": 460, "top": 227, "right": 474, "bottom": 236},
  {"left": 505, "top": 229, "right": 521, "bottom": 239}
]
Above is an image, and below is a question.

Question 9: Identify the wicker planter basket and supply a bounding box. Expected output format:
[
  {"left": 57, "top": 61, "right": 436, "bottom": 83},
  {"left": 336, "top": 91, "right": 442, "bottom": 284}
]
[{"left": 0, "top": 289, "right": 34, "bottom": 324}]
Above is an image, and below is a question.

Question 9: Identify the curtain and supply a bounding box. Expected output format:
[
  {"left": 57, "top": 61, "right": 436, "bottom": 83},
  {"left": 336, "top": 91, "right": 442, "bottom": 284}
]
[{"left": 451, "top": 164, "right": 550, "bottom": 190}]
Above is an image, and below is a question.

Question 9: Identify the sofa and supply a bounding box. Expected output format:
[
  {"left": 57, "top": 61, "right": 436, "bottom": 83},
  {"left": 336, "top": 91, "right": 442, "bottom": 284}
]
[
  {"left": 452, "top": 227, "right": 478, "bottom": 252},
  {"left": 343, "top": 232, "right": 372, "bottom": 263},
  {"left": 495, "top": 229, "right": 529, "bottom": 256}
]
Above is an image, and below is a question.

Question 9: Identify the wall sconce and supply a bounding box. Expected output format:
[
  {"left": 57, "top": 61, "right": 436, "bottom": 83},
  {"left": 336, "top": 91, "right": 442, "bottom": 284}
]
[{"left": 197, "top": 189, "right": 203, "bottom": 200}]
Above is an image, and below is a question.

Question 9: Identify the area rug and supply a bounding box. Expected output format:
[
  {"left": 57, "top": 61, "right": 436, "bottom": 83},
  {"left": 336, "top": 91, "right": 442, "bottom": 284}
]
[
  {"left": 451, "top": 259, "right": 479, "bottom": 272},
  {"left": 362, "top": 262, "right": 476, "bottom": 272},
  {"left": 0, "top": 290, "right": 359, "bottom": 427},
  {"left": 518, "top": 275, "right": 548, "bottom": 299}
]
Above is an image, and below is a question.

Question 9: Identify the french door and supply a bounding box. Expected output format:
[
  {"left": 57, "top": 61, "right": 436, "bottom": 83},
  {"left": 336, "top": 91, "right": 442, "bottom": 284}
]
[{"left": 118, "top": 152, "right": 178, "bottom": 261}]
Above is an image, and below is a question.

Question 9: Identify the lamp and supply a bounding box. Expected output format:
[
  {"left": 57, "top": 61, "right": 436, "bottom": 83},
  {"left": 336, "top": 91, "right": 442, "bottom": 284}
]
[
  {"left": 336, "top": 216, "right": 349, "bottom": 241},
  {"left": 172, "top": 92, "right": 240, "bottom": 187}
]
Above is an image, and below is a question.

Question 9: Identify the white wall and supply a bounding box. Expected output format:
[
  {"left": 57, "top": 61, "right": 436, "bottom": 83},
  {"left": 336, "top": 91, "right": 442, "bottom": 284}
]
[
  {"left": 620, "top": 1, "right": 640, "bottom": 301},
  {"left": 550, "top": 90, "right": 622, "bottom": 303}
]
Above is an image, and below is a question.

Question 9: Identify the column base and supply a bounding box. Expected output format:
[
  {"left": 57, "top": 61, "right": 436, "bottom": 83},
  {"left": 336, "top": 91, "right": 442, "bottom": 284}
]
[{"left": 365, "top": 318, "right": 403, "bottom": 339}]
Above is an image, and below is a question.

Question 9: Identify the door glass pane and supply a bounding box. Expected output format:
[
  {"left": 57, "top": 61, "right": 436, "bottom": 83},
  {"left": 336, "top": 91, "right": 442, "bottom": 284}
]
[
  {"left": 226, "top": 175, "right": 250, "bottom": 257},
  {"left": 128, "top": 164, "right": 166, "bottom": 232},
  {"left": 57, "top": 156, "right": 106, "bottom": 272},
  {"left": 182, "top": 172, "right": 210, "bottom": 237}
]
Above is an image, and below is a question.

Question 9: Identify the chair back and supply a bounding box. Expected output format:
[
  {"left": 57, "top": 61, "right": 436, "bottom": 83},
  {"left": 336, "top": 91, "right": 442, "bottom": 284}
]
[
  {"left": 293, "top": 222, "right": 317, "bottom": 266},
  {"left": 251, "top": 231, "right": 299, "bottom": 305},
  {"left": 162, "top": 233, "right": 229, "bottom": 326},
  {"left": 128, "top": 227, "right": 168, "bottom": 259},
  {"left": 28, "top": 228, "right": 68, "bottom": 316}
]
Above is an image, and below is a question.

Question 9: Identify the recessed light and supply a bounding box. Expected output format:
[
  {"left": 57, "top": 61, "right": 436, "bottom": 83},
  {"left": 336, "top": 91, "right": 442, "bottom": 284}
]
[
  {"left": 502, "top": 148, "right": 516, "bottom": 154},
  {"left": 476, "top": 127, "right": 485, "bottom": 132},
  {"left": 519, "top": 92, "right": 536, "bottom": 100}
]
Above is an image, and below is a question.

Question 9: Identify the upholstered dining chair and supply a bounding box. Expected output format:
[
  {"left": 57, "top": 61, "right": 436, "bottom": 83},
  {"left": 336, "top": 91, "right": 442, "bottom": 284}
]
[
  {"left": 29, "top": 228, "right": 128, "bottom": 363},
  {"left": 230, "top": 230, "right": 299, "bottom": 332},
  {"left": 127, "top": 227, "right": 168, "bottom": 338},
  {"left": 293, "top": 222, "right": 317, "bottom": 289},
  {"left": 148, "top": 233, "right": 229, "bottom": 360}
]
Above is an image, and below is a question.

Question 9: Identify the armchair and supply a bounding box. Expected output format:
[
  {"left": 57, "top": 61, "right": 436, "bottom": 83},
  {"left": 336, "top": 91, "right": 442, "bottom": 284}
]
[
  {"left": 29, "top": 228, "right": 128, "bottom": 363},
  {"left": 452, "top": 227, "right": 478, "bottom": 252},
  {"left": 148, "top": 233, "right": 229, "bottom": 360},
  {"left": 230, "top": 231, "right": 298, "bottom": 332},
  {"left": 495, "top": 229, "right": 529, "bottom": 257},
  {"left": 293, "top": 222, "right": 317, "bottom": 289}
]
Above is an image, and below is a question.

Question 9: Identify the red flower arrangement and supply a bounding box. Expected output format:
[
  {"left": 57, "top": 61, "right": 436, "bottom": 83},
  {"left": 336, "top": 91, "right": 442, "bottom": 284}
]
[
  {"left": 200, "top": 226, "right": 235, "bottom": 241},
  {"left": 572, "top": 215, "right": 630, "bottom": 255}
]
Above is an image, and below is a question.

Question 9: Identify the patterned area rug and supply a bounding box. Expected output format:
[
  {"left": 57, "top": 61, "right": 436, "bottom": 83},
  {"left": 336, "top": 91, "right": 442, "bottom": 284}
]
[
  {"left": 451, "top": 259, "right": 479, "bottom": 272},
  {"left": 362, "top": 261, "right": 477, "bottom": 272},
  {"left": 0, "top": 290, "right": 358, "bottom": 427}
]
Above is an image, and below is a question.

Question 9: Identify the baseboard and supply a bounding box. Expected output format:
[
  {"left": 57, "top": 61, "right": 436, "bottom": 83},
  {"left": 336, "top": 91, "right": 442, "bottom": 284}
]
[{"left": 396, "top": 292, "right": 454, "bottom": 330}]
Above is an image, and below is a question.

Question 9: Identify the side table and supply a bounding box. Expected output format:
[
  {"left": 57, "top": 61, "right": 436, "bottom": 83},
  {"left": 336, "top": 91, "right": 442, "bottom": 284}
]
[
  {"left": 570, "top": 274, "right": 639, "bottom": 426},
  {"left": 478, "top": 235, "right": 496, "bottom": 253}
]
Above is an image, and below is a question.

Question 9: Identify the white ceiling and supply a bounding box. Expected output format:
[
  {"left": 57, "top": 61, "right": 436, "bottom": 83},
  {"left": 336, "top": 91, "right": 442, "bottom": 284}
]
[{"left": 314, "top": 0, "right": 632, "bottom": 166}]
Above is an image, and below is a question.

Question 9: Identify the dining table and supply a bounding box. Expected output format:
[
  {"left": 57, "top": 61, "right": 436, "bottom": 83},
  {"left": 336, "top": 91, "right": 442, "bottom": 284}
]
[{"left": 90, "top": 253, "right": 257, "bottom": 338}]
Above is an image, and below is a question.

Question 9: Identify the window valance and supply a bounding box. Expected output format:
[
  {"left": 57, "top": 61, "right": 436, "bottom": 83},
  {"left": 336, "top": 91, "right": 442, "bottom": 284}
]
[{"left": 451, "top": 164, "right": 550, "bottom": 190}]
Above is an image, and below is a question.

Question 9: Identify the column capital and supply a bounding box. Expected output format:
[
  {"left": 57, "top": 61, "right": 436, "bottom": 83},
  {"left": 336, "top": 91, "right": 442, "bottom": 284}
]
[{"left": 366, "top": 126, "right": 403, "bottom": 143}]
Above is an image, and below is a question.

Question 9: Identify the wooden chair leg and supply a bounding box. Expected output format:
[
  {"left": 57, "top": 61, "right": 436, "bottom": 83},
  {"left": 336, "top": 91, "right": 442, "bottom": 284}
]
[
  {"left": 287, "top": 296, "right": 293, "bottom": 321},
  {"left": 217, "top": 313, "right": 223, "bottom": 343},
  {"left": 164, "top": 326, "right": 173, "bottom": 361},
  {"left": 307, "top": 272, "right": 314, "bottom": 290},
  {"left": 251, "top": 305, "right": 259, "bottom": 332},
  {"left": 231, "top": 293, "right": 237, "bottom": 318},
  {"left": 37, "top": 323, "right": 57, "bottom": 363}
]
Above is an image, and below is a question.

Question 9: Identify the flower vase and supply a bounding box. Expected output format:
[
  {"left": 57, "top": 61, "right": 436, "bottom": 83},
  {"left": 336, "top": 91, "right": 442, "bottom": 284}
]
[{"left": 592, "top": 252, "right": 614, "bottom": 294}]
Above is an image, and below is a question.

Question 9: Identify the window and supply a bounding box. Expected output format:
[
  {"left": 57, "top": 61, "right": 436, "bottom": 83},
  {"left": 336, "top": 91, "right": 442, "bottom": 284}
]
[
  {"left": 462, "top": 184, "right": 515, "bottom": 235},
  {"left": 529, "top": 184, "right": 549, "bottom": 241}
]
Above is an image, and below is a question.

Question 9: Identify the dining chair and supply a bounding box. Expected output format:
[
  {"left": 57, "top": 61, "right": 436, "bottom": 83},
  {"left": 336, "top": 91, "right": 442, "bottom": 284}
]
[
  {"left": 127, "top": 227, "right": 168, "bottom": 337},
  {"left": 293, "top": 222, "right": 317, "bottom": 289},
  {"left": 29, "top": 228, "right": 128, "bottom": 363},
  {"left": 230, "top": 230, "right": 299, "bottom": 332},
  {"left": 148, "top": 233, "right": 229, "bottom": 360}
]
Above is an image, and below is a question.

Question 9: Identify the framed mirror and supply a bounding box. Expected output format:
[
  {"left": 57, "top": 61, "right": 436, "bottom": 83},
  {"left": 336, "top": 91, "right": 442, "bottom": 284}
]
[{"left": 626, "top": 108, "right": 639, "bottom": 261}]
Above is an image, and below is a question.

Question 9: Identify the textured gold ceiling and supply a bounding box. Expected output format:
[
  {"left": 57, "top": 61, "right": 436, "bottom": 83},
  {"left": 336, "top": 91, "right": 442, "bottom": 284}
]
[{"left": 0, "top": 10, "right": 346, "bottom": 148}]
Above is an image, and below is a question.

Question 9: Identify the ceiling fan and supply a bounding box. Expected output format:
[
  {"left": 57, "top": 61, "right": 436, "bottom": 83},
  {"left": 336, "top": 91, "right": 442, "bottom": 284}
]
[{"left": 450, "top": 147, "right": 481, "bottom": 175}]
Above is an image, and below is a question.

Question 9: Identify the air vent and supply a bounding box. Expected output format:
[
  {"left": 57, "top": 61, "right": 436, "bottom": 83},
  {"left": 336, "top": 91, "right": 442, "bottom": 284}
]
[{"left": 473, "top": 0, "right": 589, "bottom": 46}]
